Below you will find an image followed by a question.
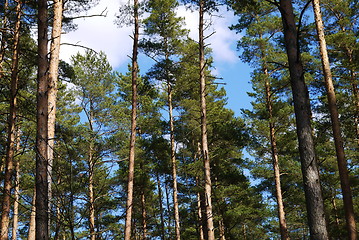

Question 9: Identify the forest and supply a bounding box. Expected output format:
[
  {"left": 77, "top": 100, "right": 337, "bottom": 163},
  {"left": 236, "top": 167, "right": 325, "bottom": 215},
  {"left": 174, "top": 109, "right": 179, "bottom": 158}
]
[{"left": 0, "top": 0, "right": 358, "bottom": 239}]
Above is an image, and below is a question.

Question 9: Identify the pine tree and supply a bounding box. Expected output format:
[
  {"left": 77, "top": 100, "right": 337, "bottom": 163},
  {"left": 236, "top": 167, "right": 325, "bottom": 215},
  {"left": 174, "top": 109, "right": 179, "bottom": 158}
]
[{"left": 36, "top": 0, "right": 49, "bottom": 238}]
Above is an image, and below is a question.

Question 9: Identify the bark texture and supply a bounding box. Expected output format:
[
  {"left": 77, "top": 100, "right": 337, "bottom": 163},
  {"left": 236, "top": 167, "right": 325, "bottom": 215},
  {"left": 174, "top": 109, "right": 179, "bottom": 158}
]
[
  {"left": 198, "top": 0, "right": 215, "bottom": 239},
  {"left": 279, "top": 0, "right": 329, "bottom": 239},
  {"left": 27, "top": 190, "right": 36, "bottom": 240},
  {"left": 0, "top": 1, "right": 21, "bottom": 238},
  {"left": 47, "top": 0, "right": 64, "bottom": 231},
  {"left": 36, "top": 0, "right": 49, "bottom": 238},
  {"left": 312, "top": 1, "right": 357, "bottom": 239},
  {"left": 124, "top": 0, "right": 139, "bottom": 238}
]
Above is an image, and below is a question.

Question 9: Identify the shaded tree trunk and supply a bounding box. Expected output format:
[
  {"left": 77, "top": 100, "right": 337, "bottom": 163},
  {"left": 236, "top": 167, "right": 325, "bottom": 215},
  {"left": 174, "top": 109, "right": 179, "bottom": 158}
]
[
  {"left": 278, "top": 0, "right": 329, "bottom": 238},
  {"left": 312, "top": 1, "right": 356, "bottom": 239},
  {"left": 47, "top": 0, "right": 64, "bottom": 232},
  {"left": 0, "top": 0, "right": 8, "bottom": 68},
  {"left": 36, "top": 0, "right": 49, "bottom": 238},
  {"left": 156, "top": 174, "right": 166, "bottom": 240},
  {"left": 0, "top": 1, "right": 21, "bottom": 238},
  {"left": 124, "top": 0, "right": 139, "bottom": 238},
  {"left": 264, "top": 68, "right": 289, "bottom": 240},
  {"left": 198, "top": 0, "right": 214, "bottom": 239}
]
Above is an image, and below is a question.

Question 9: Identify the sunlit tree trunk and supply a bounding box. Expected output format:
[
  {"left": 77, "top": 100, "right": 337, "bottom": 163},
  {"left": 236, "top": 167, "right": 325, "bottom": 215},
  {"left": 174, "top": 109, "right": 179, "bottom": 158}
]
[
  {"left": 0, "top": 1, "right": 21, "bottom": 238},
  {"left": 278, "top": 0, "right": 329, "bottom": 238},
  {"left": 141, "top": 191, "right": 147, "bottom": 240},
  {"left": 12, "top": 130, "right": 21, "bottom": 240},
  {"left": 86, "top": 104, "right": 96, "bottom": 240},
  {"left": 198, "top": 0, "right": 214, "bottom": 239},
  {"left": 264, "top": 68, "right": 289, "bottom": 240},
  {"left": 47, "top": 0, "right": 64, "bottom": 232},
  {"left": 27, "top": 189, "right": 36, "bottom": 240},
  {"left": 312, "top": 1, "right": 356, "bottom": 239},
  {"left": 124, "top": 0, "right": 139, "bottom": 238},
  {"left": 167, "top": 81, "right": 181, "bottom": 240},
  {"left": 36, "top": 0, "right": 49, "bottom": 238}
]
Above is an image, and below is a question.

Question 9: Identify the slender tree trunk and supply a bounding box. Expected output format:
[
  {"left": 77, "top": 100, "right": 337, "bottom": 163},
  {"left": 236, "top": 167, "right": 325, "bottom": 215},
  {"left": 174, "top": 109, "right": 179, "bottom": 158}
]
[
  {"left": 89, "top": 144, "right": 96, "bottom": 240},
  {"left": 218, "top": 218, "right": 226, "bottom": 240},
  {"left": 47, "top": 0, "right": 63, "bottom": 232},
  {"left": 196, "top": 190, "right": 205, "bottom": 240},
  {"left": 141, "top": 191, "right": 147, "bottom": 240},
  {"left": 12, "top": 130, "right": 21, "bottom": 240},
  {"left": 156, "top": 174, "right": 166, "bottom": 240},
  {"left": 27, "top": 189, "right": 36, "bottom": 240},
  {"left": 349, "top": 70, "right": 359, "bottom": 147},
  {"left": 165, "top": 179, "right": 172, "bottom": 231},
  {"left": 0, "top": 0, "right": 8, "bottom": 69},
  {"left": 167, "top": 81, "right": 181, "bottom": 240},
  {"left": 278, "top": 0, "right": 329, "bottom": 239},
  {"left": 36, "top": 0, "right": 49, "bottom": 238},
  {"left": 331, "top": 195, "right": 340, "bottom": 228},
  {"left": 264, "top": 68, "right": 289, "bottom": 240},
  {"left": 198, "top": 0, "right": 215, "bottom": 239},
  {"left": 87, "top": 105, "right": 96, "bottom": 240},
  {"left": 124, "top": 0, "right": 139, "bottom": 238},
  {"left": 0, "top": 1, "right": 21, "bottom": 238},
  {"left": 312, "top": 1, "right": 357, "bottom": 239}
]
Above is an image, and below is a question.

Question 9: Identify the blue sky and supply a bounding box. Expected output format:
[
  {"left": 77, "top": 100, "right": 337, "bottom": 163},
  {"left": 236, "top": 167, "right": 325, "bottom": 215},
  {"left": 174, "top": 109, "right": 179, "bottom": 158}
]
[{"left": 60, "top": 0, "right": 254, "bottom": 117}]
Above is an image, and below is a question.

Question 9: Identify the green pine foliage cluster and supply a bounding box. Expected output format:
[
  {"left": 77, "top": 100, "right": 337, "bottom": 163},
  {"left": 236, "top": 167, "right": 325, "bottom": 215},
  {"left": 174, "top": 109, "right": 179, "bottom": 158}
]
[{"left": 0, "top": 0, "right": 358, "bottom": 239}]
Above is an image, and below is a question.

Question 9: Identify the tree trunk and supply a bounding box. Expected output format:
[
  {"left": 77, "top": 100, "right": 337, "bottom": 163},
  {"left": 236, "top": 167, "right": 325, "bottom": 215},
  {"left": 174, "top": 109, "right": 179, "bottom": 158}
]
[
  {"left": 312, "top": 1, "right": 357, "bottom": 239},
  {"left": 0, "top": 1, "right": 21, "bottom": 238},
  {"left": 167, "top": 81, "right": 181, "bottom": 240},
  {"left": 0, "top": 0, "right": 8, "bottom": 68},
  {"left": 12, "top": 130, "right": 21, "bottom": 240},
  {"left": 36, "top": 0, "right": 49, "bottom": 238},
  {"left": 218, "top": 218, "right": 226, "bottom": 240},
  {"left": 156, "top": 174, "right": 166, "bottom": 240},
  {"left": 198, "top": 0, "right": 215, "bottom": 239},
  {"left": 279, "top": 0, "right": 329, "bottom": 238},
  {"left": 47, "top": 0, "right": 63, "bottom": 232},
  {"left": 89, "top": 143, "right": 96, "bottom": 240},
  {"left": 141, "top": 191, "right": 147, "bottom": 240},
  {"left": 27, "top": 189, "right": 36, "bottom": 240},
  {"left": 196, "top": 190, "right": 205, "bottom": 240},
  {"left": 124, "top": 0, "right": 139, "bottom": 238},
  {"left": 264, "top": 68, "right": 289, "bottom": 240}
]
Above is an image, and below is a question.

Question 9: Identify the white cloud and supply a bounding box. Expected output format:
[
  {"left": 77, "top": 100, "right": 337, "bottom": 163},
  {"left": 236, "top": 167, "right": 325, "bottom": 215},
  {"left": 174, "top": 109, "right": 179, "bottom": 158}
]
[
  {"left": 177, "top": 5, "right": 238, "bottom": 64},
  {"left": 60, "top": 0, "right": 132, "bottom": 68},
  {"left": 60, "top": 1, "right": 238, "bottom": 68}
]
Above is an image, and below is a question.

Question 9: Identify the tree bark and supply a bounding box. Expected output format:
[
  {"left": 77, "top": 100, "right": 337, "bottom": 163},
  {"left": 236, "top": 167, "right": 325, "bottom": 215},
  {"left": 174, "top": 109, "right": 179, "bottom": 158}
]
[
  {"left": 312, "top": 1, "right": 357, "bottom": 239},
  {"left": 198, "top": 0, "right": 215, "bottom": 239},
  {"left": 141, "top": 191, "right": 147, "bottom": 240},
  {"left": 36, "top": 0, "right": 49, "bottom": 238},
  {"left": 278, "top": 0, "right": 329, "bottom": 239},
  {"left": 167, "top": 81, "right": 181, "bottom": 240},
  {"left": 0, "top": 0, "right": 8, "bottom": 69},
  {"left": 12, "top": 130, "right": 21, "bottom": 240},
  {"left": 27, "top": 189, "right": 36, "bottom": 240},
  {"left": 0, "top": 1, "right": 21, "bottom": 238},
  {"left": 47, "top": 0, "right": 64, "bottom": 232},
  {"left": 124, "top": 0, "right": 139, "bottom": 238},
  {"left": 264, "top": 68, "right": 289, "bottom": 240}
]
